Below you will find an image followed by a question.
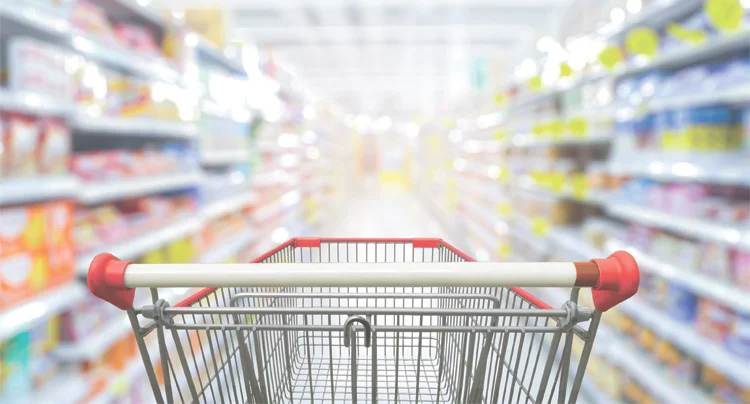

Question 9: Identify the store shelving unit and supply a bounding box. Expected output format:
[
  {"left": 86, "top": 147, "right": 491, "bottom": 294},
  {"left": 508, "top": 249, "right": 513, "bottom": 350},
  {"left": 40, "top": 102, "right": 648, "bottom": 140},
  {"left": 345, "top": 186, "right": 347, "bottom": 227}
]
[
  {"left": 0, "top": 175, "right": 80, "bottom": 206},
  {"left": 77, "top": 172, "right": 204, "bottom": 205},
  {"left": 0, "top": 283, "right": 88, "bottom": 341},
  {"left": 75, "top": 217, "right": 203, "bottom": 273},
  {"left": 608, "top": 203, "right": 750, "bottom": 248}
]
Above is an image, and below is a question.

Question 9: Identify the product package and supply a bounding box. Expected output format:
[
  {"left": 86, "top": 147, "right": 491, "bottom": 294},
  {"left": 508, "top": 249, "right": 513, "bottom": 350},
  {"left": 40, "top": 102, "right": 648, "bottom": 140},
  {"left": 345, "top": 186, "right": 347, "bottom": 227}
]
[{"left": 7, "top": 37, "right": 76, "bottom": 102}]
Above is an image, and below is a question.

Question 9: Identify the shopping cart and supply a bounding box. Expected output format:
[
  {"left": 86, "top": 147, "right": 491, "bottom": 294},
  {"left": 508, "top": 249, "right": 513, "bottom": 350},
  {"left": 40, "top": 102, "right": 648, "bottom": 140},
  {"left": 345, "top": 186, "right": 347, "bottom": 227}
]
[{"left": 88, "top": 238, "right": 639, "bottom": 404}]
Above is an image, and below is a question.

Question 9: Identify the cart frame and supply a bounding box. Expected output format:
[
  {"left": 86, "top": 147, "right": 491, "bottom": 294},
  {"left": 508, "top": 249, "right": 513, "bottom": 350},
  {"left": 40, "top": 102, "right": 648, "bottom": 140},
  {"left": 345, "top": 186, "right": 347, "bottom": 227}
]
[{"left": 88, "top": 237, "right": 639, "bottom": 403}]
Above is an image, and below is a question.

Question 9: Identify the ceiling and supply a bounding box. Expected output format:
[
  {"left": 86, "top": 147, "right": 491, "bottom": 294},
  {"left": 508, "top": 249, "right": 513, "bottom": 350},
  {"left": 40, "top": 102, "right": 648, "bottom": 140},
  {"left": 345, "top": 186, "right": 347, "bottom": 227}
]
[{"left": 155, "top": 0, "right": 572, "bottom": 119}]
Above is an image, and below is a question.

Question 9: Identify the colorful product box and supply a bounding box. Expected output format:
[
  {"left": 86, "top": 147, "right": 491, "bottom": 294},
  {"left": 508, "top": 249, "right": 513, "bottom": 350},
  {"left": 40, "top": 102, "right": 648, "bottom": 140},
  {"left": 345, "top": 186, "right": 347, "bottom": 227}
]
[{"left": 0, "top": 331, "right": 31, "bottom": 400}]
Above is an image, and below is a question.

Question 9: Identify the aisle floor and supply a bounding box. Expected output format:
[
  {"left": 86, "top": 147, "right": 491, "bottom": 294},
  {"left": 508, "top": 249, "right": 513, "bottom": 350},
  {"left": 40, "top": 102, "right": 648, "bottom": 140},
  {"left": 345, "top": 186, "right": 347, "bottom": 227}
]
[{"left": 327, "top": 179, "right": 448, "bottom": 240}]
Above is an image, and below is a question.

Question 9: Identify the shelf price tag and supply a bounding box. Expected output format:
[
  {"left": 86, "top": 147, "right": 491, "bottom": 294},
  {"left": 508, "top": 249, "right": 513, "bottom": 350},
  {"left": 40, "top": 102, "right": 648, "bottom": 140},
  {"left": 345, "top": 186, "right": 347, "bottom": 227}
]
[
  {"left": 666, "top": 23, "right": 708, "bottom": 44},
  {"left": 559, "top": 62, "right": 573, "bottom": 78},
  {"left": 494, "top": 93, "right": 508, "bottom": 105},
  {"left": 531, "top": 216, "right": 549, "bottom": 237},
  {"left": 497, "top": 243, "right": 512, "bottom": 259},
  {"left": 496, "top": 203, "right": 512, "bottom": 217},
  {"left": 527, "top": 75, "right": 543, "bottom": 92},
  {"left": 549, "top": 119, "right": 565, "bottom": 139},
  {"left": 706, "top": 0, "right": 744, "bottom": 33},
  {"left": 571, "top": 173, "right": 589, "bottom": 200},
  {"left": 548, "top": 172, "right": 565, "bottom": 193},
  {"left": 598, "top": 45, "right": 624, "bottom": 70},
  {"left": 568, "top": 117, "right": 588, "bottom": 137},
  {"left": 625, "top": 28, "right": 660, "bottom": 57}
]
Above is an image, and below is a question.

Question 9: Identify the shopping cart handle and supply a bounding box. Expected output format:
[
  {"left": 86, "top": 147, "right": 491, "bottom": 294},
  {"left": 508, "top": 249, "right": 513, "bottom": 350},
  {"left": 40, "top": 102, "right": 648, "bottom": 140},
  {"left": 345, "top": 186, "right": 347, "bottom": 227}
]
[
  {"left": 591, "top": 251, "right": 639, "bottom": 312},
  {"left": 87, "top": 250, "right": 639, "bottom": 312},
  {"left": 88, "top": 253, "right": 135, "bottom": 310}
]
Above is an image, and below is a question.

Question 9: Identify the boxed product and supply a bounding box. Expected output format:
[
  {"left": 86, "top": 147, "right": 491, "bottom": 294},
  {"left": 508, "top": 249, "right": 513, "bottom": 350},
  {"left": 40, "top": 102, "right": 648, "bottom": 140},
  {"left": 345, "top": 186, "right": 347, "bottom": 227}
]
[
  {"left": 29, "top": 316, "right": 60, "bottom": 388},
  {"left": 696, "top": 299, "right": 733, "bottom": 342},
  {"left": 2, "top": 113, "right": 40, "bottom": 177},
  {"left": 732, "top": 249, "right": 750, "bottom": 290},
  {"left": 38, "top": 119, "right": 71, "bottom": 175},
  {"left": 113, "top": 22, "right": 159, "bottom": 55},
  {"left": 70, "top": 0, "right": 116, "bottom": 45},
  {"left": 674, "top": 106, "right": 734, "bottom": 151},
  {"left": 700, "top": 366, "right": 750, "bottom": 404},
  {"left": 0, "top": 204, "right": 46, "bottom": 256},
  {"left": 0, "top": 252, "right": 48, "bottom": 309},
  {"left": 725, "top": 311, "right": 750, "bottom": 360},
  {"left": 653, "top": 338, "right": 699, "bottom": 384},
  {"left": 700, "top": 242, "right": 733, "bottom": 282},
  {"left": 0, "top": 332, "right": 31, "bottom": 400},
  {"left": 7, "top": 37, "right": 76, "bottom": 101}
]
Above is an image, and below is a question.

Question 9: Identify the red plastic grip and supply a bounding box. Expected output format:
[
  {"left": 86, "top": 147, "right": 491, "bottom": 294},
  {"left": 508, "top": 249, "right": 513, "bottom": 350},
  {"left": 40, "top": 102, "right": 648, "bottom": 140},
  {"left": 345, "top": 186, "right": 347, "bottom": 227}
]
[
  {"left": 87, "top": 253, "right": 135, "bottom": 310},
  {"left": 591, "top": 250, "right": 640, "bottom": 312}
]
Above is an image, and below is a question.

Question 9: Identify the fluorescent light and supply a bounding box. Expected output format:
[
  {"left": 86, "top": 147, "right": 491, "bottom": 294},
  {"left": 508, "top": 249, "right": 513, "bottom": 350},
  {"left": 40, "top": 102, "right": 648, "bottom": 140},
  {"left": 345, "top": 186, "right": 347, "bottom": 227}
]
[
  {"left": 302, "top": 130, "right": 317, "bottom": 144},
  {"left": 406, "top": 122, "right": 420, "bottom": 137},
  {"left": 271, "top": 227, "right": 289, "bottom": 243},
  {"left": 610, "top": 7, "right": 625, "bottom": 24},
  {"left": 449, "top": 129, "right": 463, "bottom": 143},
  {"left": 278, "top": 133, "right": 299, "bottom": 148},
  {"left": 626, "top": 0, "right": 642, "bottom": 13},
  {"left": 373, "top": 116, "right": 392, "bottom": 132}
]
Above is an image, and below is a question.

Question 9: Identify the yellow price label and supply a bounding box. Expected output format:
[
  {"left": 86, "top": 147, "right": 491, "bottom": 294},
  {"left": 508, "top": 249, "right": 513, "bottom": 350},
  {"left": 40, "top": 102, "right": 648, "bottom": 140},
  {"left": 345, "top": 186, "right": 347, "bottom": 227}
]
[
  {"left": 571, "top": 173, "right": 589, "bottom": 200},
  {"left": 112, "top": 377, "right": 129, "bottom": 396},
  {"left": 494, "top": 93, "right": 508, "bottom": 105},
  {"left": 527, "top": 75, "right": 543, "bottom": 92},
  {"left": 666, "top": 23, "right": 708, "bottom": 44},
  {"left": 568, "top": 117, "right": 588, "bottom": 137},
  {"left": 494, "top": 131, "right": 509, "bottom": 141},
  {"left": 496, "top": 203, "right": 512, "bottom": 217},
  {"left": 548, "top": 120, "right": 565, "bottom": 138},
  {"left": 548, "top": 172, "right": 566, "bottom": 193},
  {"left": 498, "top": 243, "right": 512, "bottom": 259},
  {"left": 598, "top": 46, "right": 624, "bottom": 70},
  {"left": 625, "top": 27, "right": 660, "bottom": 57},
  {"left": 559, "top": 62, "right": 573, "bottom": 78},
  {"left": 497, "top": 168, "right": 510, "bottom": 183},
  {"left": 705, "top": 0, "right": 744, "bottom": 33},
  {"left": 532, "top": 123, "right": 548, "bottom": 137},
  {"left": 531, "top": 217, "right": 549, "bottom": 237}
]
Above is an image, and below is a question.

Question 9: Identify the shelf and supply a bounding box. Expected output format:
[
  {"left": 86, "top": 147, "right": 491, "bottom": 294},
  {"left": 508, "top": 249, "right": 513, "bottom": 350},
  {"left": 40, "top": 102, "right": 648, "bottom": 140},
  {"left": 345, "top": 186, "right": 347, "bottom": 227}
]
[
  {"left": 615, "top": 31, "right": 750, "bottom": 79},
  {"left": 608, "top": 203, "right": 750, "bottom": 248},
  {"left": 202, "top": 191, "right": 258, "bottom": 221},
  {"left": 72, "top": 114, "right": 198, "bottom": 138},
  {"left": 618, "top": 298, "right": 750, "bottom": 387},
  {"left": 0, "top": 283, "right": 87, "bottom": 341},
  {"left": 0, "top": 3, "right": 185, "bottom": 86},
  {"left": 78, "top": 172, "right": 203, "bottom": 205},
  {"left": 609, "top": 152, "right": 750, "bottom": 186},
  {"left": 513, "top": 180, "right": 610, "bottom": 207},
  {"left": 598, "top": 329, "right": 712, "bottom": 404},
  {"left": 601, "top": 0, "right": 703, "bottom": 41},
  {"left": 650, "top": 85, "right": 750, "bottom": 111},
  {"left": 607, "top": 240, "right": 750, "bottom": 312},
  {"left": 200, "top": 149, "right": 252, "bottom": 166},
  {"left": 76, "top": 217, "right": 203, "bottom": 273},
  {"left": 199, "top": 229, "right": 255, "bottom": 264},
  {"left": 0, "top": 2, "right": 70, "bottom": 37},
  {"left": 0, "top": 89, "right": 72, "bottom": 116},
  {"left": 546, "top": 227, "right": 604, "bottom": 261},
  {"left": 56, "top": 316, "right": 131, "bottom": 361},
  {"left": 16, "top": 373, "right": 90, "bottom": 404},
  {"left": 0, "top": 175, "right": 79, "bottom": 206},
  {"left": 506, "top": 133, "right": 612, "bottom": 148}
]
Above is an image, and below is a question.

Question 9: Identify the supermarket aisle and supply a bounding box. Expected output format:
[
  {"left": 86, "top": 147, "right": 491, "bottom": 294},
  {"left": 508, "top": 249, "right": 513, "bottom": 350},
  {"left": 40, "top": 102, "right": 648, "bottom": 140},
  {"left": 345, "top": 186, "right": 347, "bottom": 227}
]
[{"left": 327, "top": 177, "right": 448, "bottom": 239}]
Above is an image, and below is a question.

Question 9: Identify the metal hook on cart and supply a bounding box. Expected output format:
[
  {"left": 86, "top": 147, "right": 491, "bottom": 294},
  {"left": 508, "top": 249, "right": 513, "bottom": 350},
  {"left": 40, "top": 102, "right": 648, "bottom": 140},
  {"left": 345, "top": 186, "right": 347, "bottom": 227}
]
[{"left": 343, "top": 315, "right": 372, "bottom": 348}]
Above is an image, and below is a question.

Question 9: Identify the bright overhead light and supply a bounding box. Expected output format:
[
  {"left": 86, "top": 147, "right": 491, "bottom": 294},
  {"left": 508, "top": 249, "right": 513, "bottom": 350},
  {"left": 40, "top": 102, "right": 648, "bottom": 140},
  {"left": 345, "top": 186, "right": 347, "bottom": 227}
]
[
  {"left": 355, "top": 114, "right": 371, "bottom": 133},
  {"left": 406, "top": 122, "right": 420, "bottom": 137},
  {"left": 305, "top": 146, "right": 320, "bottom": 160},
  {"left": 303, "top": 105, "right": 317, "bottom": 120},
  {"left": 278, "top": 133, "right": 299, "bottom": 148},
  {"left": 536, "top": 36, "right": 556, "bottom": 52},
  {"left": 171, "top": 10, "right": 184, "bottom": 19},
  {"left": 449, "top": 129, "right": 463, "bottom": 143},
  {"left": 373, "top": 116, "right": 392, "bottom": 132},
  {"left": 271, "top": 227, "right": 289, "bottom": 243},
  {"left": 515, "top": 58, "right": 538, "bottom": 79},
  {"left": 610, "top": 7, "right": 626, "bottom": 24},
  {"left": 626, "top": 0, "right": 642, "bottom": 13},
  {"left": 302, "top": 130, "right": 317, "bottom": 144}
]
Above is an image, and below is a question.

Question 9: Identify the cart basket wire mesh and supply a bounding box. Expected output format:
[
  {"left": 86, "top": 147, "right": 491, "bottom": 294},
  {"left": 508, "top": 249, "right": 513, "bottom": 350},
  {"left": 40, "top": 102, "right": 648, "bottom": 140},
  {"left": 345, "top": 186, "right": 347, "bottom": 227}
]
[{"left": 88, "top": 237, "right": 639, "bottom": 404}]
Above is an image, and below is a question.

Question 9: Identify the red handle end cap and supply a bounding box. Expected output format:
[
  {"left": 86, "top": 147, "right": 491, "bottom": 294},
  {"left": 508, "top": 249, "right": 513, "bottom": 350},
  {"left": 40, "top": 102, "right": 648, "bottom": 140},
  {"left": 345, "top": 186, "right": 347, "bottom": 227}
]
[
  {"left": 591, "top": 250, "right": 640, "bottom": 312},
  {"left": 88, "top": 253, "right": 135, "bottom": 310}
]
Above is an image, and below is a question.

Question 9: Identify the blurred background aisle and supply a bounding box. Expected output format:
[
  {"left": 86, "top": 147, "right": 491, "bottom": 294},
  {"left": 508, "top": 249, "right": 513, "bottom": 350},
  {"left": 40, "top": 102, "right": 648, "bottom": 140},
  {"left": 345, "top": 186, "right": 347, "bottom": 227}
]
[{"left": 0, "top": 0, "right": 749, "bottom": 403}]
